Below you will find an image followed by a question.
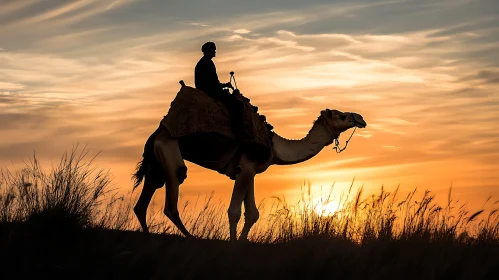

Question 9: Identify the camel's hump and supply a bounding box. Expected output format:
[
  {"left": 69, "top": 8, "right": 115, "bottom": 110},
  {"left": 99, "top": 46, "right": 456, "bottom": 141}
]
[{"left": 161, "top": 86, "right": 273, "bottom": 152}]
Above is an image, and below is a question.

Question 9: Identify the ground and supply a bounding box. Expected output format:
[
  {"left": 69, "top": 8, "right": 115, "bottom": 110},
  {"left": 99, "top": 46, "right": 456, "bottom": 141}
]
[{"left": 1, "top": 222, "right": 498, "bottom": 280}]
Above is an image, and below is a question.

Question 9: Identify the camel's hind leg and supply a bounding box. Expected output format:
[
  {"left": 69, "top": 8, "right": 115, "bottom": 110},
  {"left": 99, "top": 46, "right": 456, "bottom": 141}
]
[
  {"left": 134, "top": 165, "right": 164, "bottom": 233},
  {"left": 154, "top": 131, "right": 192, "bottom": 238},
  {"left": 164, "top": 173, "right": 191, "bottom": 238}
]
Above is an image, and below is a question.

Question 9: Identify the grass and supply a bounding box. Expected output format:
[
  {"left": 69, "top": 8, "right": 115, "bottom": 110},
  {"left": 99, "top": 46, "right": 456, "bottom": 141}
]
[{"left": 1, "top": 147, "right": 498, "bottom": 279}]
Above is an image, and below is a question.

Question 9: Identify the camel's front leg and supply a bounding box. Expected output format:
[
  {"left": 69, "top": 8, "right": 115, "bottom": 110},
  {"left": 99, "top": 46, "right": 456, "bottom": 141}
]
[
  {"left": 228, "top": 160, "right": 255, "bottom": 242},
  {"left": 239, "top": 182, "right": 259, "bottom": 241}
]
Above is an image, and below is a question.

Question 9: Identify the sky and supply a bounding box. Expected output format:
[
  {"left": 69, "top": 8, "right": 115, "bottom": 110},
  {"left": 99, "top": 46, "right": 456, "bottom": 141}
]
[{"left": 1, "top": 0, "right": 499, "bottom": 212}]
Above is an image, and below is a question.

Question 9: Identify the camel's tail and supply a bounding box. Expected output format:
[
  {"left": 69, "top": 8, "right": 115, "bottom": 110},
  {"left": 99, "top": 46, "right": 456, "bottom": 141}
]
[
  {"left": 131, "top": 125, "right": 162, "bottom": 191},
  {"left": 132, "top": 158, "right": 147, "bottom": 191}
]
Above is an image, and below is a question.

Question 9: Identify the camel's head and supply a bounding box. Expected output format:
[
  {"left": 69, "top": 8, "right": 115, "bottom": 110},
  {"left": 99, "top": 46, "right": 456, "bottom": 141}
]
[{"left": 319, "top": 109, "right": 367, "bottom": 139}]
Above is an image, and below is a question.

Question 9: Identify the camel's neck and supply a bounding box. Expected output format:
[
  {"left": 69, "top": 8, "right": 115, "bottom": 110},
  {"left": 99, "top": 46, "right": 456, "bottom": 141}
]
[{"left": 271, "top": 121, "right": 334, "bottom": 165}]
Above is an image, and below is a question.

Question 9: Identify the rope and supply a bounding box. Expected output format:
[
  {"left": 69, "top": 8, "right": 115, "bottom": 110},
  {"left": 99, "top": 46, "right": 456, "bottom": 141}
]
[
  {"left": 332, "top": 127, "right": 356, "bottom": 153},
  {"left": 229, "top": 72, "right": 238, "bottom": 90}
]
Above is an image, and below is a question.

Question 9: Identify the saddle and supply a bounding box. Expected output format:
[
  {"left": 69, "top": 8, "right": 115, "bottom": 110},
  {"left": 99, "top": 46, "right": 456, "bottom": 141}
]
[{"left": 160, "top": 85, "right": 274, "bottom": 162}]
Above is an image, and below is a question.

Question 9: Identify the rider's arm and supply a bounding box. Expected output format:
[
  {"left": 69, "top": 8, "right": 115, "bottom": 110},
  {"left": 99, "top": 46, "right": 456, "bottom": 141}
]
[
  {"left": 208, "top": 61, "right": 232, "bottom": 90},
  {"left": 195, "top": 58, "right": 231, "bottom": 93}
]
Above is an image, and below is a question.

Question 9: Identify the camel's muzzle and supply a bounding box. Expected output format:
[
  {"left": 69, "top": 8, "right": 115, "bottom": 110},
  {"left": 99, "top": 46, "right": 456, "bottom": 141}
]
[{"left": 351, "top": 113, "right": 367, "bottom": 128}]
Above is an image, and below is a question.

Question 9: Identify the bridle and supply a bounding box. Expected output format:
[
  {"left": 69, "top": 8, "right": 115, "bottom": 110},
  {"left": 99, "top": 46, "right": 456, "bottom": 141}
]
[{"left": 322, "top": 112, "right": 358, "bottom": 154}]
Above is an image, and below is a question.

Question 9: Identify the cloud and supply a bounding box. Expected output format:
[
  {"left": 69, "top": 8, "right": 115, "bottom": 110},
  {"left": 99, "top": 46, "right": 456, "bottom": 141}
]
[
  {"left": 36, "top": 26, "right": 125, "bottom": 49},
  {"left": 0, "top": 93, "right": 20, "bottom": 105},
  {"left": 0, "top": 82, "right": 25, "bottom": 90},
  {"left": 234, "top": 29, "right": 251, "bottom": 34},
  {"left": 10, "top": 0, "right": 101, "bottom": 26},
  {"left": 0, "top": 112, "right": 49, "bottom": 130},
  {"left": 458, "top": 70, "right": 499, "bottom": 85},
  {"left": 3, "top": 0, "right": 137, "bottom": 28},
  {"left": 427, "top": 16, "right": 499, "bottom": 38},
  {"left": 383, "top": 145, "right": 400, "bottom": 149},
  {"left": 0, "top": 49, "right": 188, "bottom": 108},
  {"left": 216, "top": 0, "right": 408, "bottom": 32},
  {"left": 0, "top": 0, "right": 38, "bottom": 16},
  {"left": 0, "top": 99, "right": 161, "bottom": 165}
]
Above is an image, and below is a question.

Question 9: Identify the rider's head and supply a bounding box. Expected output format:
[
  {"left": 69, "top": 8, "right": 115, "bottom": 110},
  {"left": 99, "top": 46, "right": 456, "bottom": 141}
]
[{"left": 202, "top": 41, "right": 216, "bottom": 58}]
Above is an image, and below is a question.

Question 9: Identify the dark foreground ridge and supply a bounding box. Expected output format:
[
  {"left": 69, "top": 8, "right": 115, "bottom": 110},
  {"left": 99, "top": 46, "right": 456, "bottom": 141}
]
[{"left": 1, "top": 222, "right": 498, "bottom": 280}]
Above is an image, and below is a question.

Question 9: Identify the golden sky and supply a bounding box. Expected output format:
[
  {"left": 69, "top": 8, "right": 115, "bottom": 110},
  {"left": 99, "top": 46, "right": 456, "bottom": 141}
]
[{"left": 1, "top": 0, "right": 499, "bottom": 212}]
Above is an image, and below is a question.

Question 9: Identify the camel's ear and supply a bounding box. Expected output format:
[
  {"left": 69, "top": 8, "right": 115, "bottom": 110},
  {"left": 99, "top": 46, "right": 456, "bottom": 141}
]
[{"left": 320, "top": 109, "right": 331, "bottom": 119}]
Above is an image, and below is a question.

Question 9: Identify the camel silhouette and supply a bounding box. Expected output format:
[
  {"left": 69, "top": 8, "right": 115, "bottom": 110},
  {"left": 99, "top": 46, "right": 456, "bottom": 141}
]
[{"left": 132, "top": 82, "right": 367, "bottom": 242}]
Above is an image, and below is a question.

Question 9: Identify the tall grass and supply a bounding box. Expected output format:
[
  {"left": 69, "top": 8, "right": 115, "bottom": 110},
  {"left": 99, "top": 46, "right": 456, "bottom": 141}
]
[
  {"left": 249, "top": 182, "right": 499, "bottom": 244},
  {"left": 0, "top": 146, "right": 134, "bottom": 231},
  {"left": 1, "top": 148, "right": 498, "bottom": 246},
  {"left": 149, "top": 182, "right": 499, "bottom": 245}
]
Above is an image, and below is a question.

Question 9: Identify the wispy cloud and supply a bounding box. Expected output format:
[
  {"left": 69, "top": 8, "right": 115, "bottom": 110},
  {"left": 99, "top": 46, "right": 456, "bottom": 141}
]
[
  {"left": 0, "top": 0, "right": 38, "bottom": 16},
  {"left": 3, "top": 0, "right": 137, "bottom": 28},
  {"left": 0, "top": 82, "right": 25, "bottom": 91}
]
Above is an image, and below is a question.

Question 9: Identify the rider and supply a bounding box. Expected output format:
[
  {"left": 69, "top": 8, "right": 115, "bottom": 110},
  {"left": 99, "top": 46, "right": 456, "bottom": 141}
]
[
  {"left": 195, "top": 42, "right": 232, "bottom": 93},
  {"left": 195, "top": 41, "right": 245, "bottom": 140}
]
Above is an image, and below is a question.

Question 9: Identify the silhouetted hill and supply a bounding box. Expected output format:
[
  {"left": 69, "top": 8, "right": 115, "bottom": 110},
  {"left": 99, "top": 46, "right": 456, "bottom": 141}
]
[{"left": 1, "top": 222, "right": 498, "bottom": 280}]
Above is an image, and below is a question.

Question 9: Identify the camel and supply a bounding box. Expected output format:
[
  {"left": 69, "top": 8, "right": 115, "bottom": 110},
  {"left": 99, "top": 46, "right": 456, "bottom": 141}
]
[{"left": 131, "top": 85, "right": 367, "bottom": 242}]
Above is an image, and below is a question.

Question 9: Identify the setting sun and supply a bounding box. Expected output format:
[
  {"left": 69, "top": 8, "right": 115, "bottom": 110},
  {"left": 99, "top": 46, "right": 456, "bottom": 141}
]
[{"left": 314, "top": 200, "right": 340, "bottom": 217}]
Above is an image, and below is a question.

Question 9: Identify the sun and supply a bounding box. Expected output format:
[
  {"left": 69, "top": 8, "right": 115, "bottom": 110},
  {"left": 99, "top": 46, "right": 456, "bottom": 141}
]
[{"left": 313, "top": 200, "right": 340, "bottom": 216}]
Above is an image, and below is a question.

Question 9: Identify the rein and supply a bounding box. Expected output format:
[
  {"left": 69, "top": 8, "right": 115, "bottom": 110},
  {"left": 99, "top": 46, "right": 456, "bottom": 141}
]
[
  {"left": 323, "top": 112, "right": 358, "bottom": 154},
  {"left": 333, "top": 126, "right": 356, "bottom": 153}
]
